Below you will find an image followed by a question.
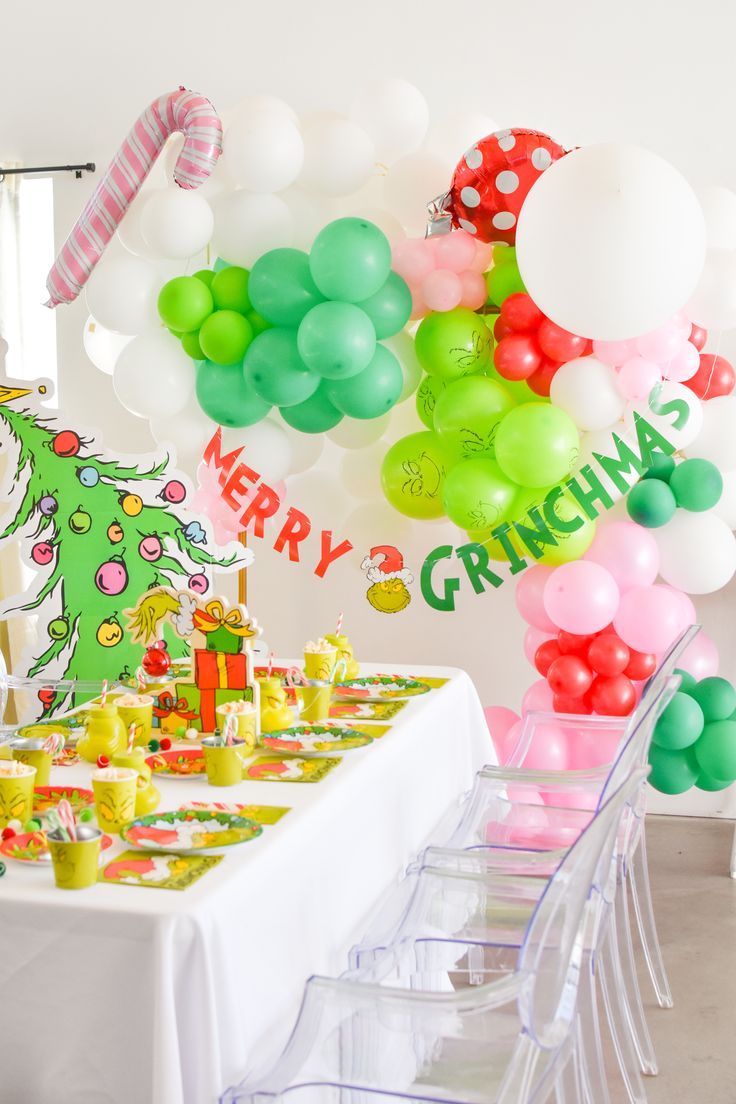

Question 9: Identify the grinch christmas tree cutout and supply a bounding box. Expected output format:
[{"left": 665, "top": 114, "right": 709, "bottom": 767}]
[
  {"left": 0, "top": 377, "right": 248, "bottom": 719},
  {"left": 361, "top": 546, "right": 413, "bottom": 614}
]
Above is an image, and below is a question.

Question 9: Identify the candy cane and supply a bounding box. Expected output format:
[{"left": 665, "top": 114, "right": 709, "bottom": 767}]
[
  {"left": 46, "top": 87, "right": 223, "bottom": 308},
  {"left": 56, "top": 799, "right": 77, "bottom": 842}
]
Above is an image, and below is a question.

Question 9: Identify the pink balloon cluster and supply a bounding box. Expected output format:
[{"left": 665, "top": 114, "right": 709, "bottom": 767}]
[
  {"left": 594, "top": 314, "right": 704, "bottom": 400},
  {"left": 392, "top": 231, "right": 493, "bottom": 318}
]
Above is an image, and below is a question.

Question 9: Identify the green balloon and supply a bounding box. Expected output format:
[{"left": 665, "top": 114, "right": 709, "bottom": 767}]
[
  {"left": 158, "top": 276, "right": 213, "bottom": 332},
  {"left": 442, "top": 457, "right": 517, "bottom": 531},
  {"left": 696, "top": 771, "right": 732, "bottom": 792},
  {"left": 246, "top": 310, "right": 272, "bottom": 336},
  {"left": 249, "top": 249, "right": 325, "bottom": 326},
  {"left": 297, "top": 302, "right": 376, "bottom": 380},
  {"left": 433, "top": 376, "right": 515, "bottom": 461},
  {"left": 213, "top": 257, "right": 231, "bottom": 273},
  {"left": 244, "top": 329, "right": 320, "bottom": 408},
  {"left": 196, "top": 362, "right": 270, "bottom": 427},
  {"left": 494, "top": 403, "right": 579, "bottom": 488},
  {"left": 674, "top": 668, "right": 697, "bottom": 693},
  {"left": 280, "top": 384, "right": 343, "bottom": 433},
  {"left": 536, "top": 495, "right": 597, "bottom": 565},
  {"left": 652, "top": 692, "right": 705, "bottom": 750},
  {"left": 309, "top": 218, "right": 392, "bottom": 302},
  {"left": 484, "top": 356, "right": 539, "bottom": 404},
  {"left": 492, "top": 245, "right": 516, "bottom": 268},
  {"left": 199, "top": 310, "right": 254, "bottom": 366},
  {"left": 381, "top": 431, "right": 450, "bottom": 519},
  {"left": 416, "top": 374, "right": 448, "bottom": 428},
  {"left": 693, "top": 719, "right": 736, "bottom": 781},
  {"left": 626, "top": 479, "right": 677, "bottom": 528},
  {"left": 689, "top": 676, "right": 736, "bottom": 722},
  {"left": 648, "top": 744, "right": 699, "bottom": 794},
  {"left": 211, "top": 266, "right": 251, "bottom": 314},
  {"left": 670, "top": 458, "right": 723, "bottom": 512},
  {"left": 642, "top": 452, "right": 676, "bottom": 482},
  {"left": 485, "top": 255, "right": 526, "bottom": 306},
  {"left": 415, "top": 309, "right": 493, "bottom": 380},
  {"left": 326, "top": 344, "right": 402, "bottom": 419},
  {"left": 356, "top": 272, "right": 412, "bottom": 338},
  {"left": 181, "top": 331, "right": 204, "bottom": 361},
  {"left": 193, "top": 269, "right": 215, "bottom": 288}
]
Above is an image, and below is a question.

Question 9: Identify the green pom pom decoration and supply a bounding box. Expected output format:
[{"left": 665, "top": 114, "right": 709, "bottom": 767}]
[
  {"left": 175, "top": 725, "right": 187, "bottom": 739},
  {"left": 79, "top": 808, "right": 94, "bottom": 823},
  {"left": 148, "top": 739, "right": 161, "bottom": 753},
  {"left": 24, "top": 819, "right": 41, "bottom": 833}
]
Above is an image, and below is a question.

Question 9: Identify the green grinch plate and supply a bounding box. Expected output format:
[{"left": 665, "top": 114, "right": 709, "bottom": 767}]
[
  {"left": 332, "top": 676, "right": 431, "bottom": 702},
  {"left": 0, "top": 829, "right": 113, "bottom": 865},
  {"left": 262, "top": 723, "right": 373, "bottom": 755},
  {"left": 121, "top": 809, "right": 262, "bottom": 853},
  {"left": 33, "top": 786, "right": 94, "bottom": 816},
  {"left": 145, "top": 748, "right": 205, "bottom": 778}
]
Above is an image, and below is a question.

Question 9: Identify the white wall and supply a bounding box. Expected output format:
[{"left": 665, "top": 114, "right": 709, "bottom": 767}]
[{"left": 4, "top": 0, "right": 736, "bottom": 815}]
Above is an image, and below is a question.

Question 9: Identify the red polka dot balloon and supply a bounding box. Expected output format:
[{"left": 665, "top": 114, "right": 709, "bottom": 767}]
[{"left": 448, "top": 129, "right": 567, "bottom": 244}]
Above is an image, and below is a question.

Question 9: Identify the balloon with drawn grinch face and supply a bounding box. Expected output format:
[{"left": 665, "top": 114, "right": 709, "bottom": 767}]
[{"left": 381, "top": 431, "right": 450, "bottom": 520}]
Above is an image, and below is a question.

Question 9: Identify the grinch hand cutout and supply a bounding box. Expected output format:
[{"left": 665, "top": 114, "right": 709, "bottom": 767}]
[{"left": 361, "top": 546, "right": 413, "bottom": 615}]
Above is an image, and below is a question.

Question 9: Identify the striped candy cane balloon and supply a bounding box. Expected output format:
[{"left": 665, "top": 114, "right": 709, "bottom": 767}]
[{"left": 46, "top": 87, "right": 223, "bottom": 308}]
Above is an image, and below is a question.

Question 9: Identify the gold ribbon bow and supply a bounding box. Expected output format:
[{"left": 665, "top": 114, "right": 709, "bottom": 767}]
[{"left": 192, "top": 600, "right": 256, "bottom": 639}]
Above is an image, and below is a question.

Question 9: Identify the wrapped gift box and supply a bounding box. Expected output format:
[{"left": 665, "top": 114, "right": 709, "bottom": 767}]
[
  {"left": 153, "top": 682, "right": 254, "bottom": 734},
  {"left": 193, "top": 650, "right": 254, "bottom": 731}
]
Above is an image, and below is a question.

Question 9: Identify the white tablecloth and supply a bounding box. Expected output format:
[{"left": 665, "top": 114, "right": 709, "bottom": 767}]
[{"left": 0, "top": 663, "right": 490, "bottom": 1104}]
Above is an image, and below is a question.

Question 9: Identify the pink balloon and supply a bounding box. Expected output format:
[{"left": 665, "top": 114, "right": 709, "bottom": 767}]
[
  {"left": 421, "top": 269, "right": 463, "bottom": 312},
  {"left": 584, "top": 520, "right": 660, "bottom": 590},
  {"left": 677, "top": 631, "right": 719, "bottom": 680},
  {"left": 616, "top": 357, "right": 662, "bottom": 400},
  {"left": 659, "top": 585, "right": 696, "bottom": 626},
  {"left": 459, "top": 271, "right": 488, "bottom": 310},
  {"left": 410, "top": 288, "right": 429, "bottom": 320},
  {"left": 543, "top": 561, "right": 620, "bottom": 635},
  {"left": 432, "top": 230, "right": 477, "bottom": 273},
  {"left": 635, "top": 319, "right": 684, "bottom": 363},
  {"left": 484, "top": 705, "right": 521, "bottom": 764},
  {"left": 392, "top": 239, "right": 435, "bottom": 283},
  {"left": 663, "top": 340, "right": 699, "bottom": 383},
  {"left": 613, "top": 584, "right": 689, "bottom": 654},
  {"left": 522, "top": 678, "right": 555, "bottom": 715},
  {"left": 469, "top": 240, "right": 494, "bottom": 273},
  {"left": 523, "top": 722, "right": 570, "bottom": 771},
  {"left": 515, "top": 565, "right": 558, "bottom": 632},
  {"left": 523, "top": 625, "right": 555, "bottom": 666},
  {"left": 592, "top": 338, "right": 633, "bottom": 366}
]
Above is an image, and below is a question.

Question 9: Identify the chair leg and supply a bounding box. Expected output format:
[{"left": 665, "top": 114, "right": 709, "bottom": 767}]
[
  {"left": 612, "top": 886, "right": 658, "bottom": 1075},
  {"left": 598, "top": 932, "right": 648, "bottom": 1104},
  {"left": 576, "top": 956, "right": 612, "bottom": 1104},
  {"left": 628, "top": 827, "right": 673, "bottom": 1009}
]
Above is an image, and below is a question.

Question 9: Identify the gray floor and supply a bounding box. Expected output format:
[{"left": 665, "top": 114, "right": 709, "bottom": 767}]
[{"left": 610, "top": 816, "right": 736, "bottom": 1102}]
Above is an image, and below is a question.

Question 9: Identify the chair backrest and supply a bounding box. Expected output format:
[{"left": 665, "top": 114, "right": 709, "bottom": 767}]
[
  {"left": 639, "top": 623, "right": 699, "bottom": 706},
  {"left": 598, "top": 674, "right": 679, "bottom": 807}
]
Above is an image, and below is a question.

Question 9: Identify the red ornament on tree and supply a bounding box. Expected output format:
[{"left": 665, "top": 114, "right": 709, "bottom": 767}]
[
  {"left": 52, "top": 430, "right": 82, "bottom": 458},
  {"left": 142, "top": 639, "right": 171, "bottom": 678}
]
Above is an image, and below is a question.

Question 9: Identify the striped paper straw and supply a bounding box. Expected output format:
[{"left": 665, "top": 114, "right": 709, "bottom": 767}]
[
  {"left": 335, "top": 612, "right": 344, "bottom": 636},
  {"left": 267, "top": 651, "right": 274, "bottom": 678},
  {"left": 100, "top": 680, "right": 108, "bottom": 707},
  {"left": 135, "top": 666, "right": 146, "bottom": 691},
  {"left": 128, "top": 723, "right": 136, "bottom": 753}
]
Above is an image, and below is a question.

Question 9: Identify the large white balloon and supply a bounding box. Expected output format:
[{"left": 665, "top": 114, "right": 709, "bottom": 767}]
[
  {"left": 516, "top": 144, "right": 706, "bottom": 341},
  {"left": 655, "top": 510, "right": 736, "bottom": 594},
  {"left": 150, "top": 393, "right": 217, "bottom": 468},
  {"left": 281, "top": 422, "right": 325, "bottom": 474},
  {"left": 140, "top": 190, "right": 214, "bottom": 260},
  {"left": 83, "top": 316, "right": 132, "bottom": 376},
  {"left": 697, "top": 185, "right": 736, "bottom": 250},
  {"left": 211, "top": 191, "right": 293, "bottom": 267},
  {"left": 684, "top": 394, "right": 736, "bottom": 469},
  {"left": 384, "top": 153, "right": 448, "bottom": 236},
  {"left": 383, "top": 332, "right": 423, "bottom": 403},
  {"left": 685, "top": 248, "right": 736, "bottom": 331},
  {"left": 339, "top": 443, "right": 385, "bottom": 501},
  {"left": 223, "top": 112, "right": 304, "bottom": 193},
  {"left": 85, "top": 254, "right": 162, "bottom": 335},
  {"left": 113, "top": 333, "right": 195, "bottom": 419},
  {"left": 229, "top": 94, "right": 299, "bottom": 128},
  {"left": 221, "top": 418, "right": 293, "bottom": 483},
  {"left": 549, "top": 357, "right": 626, "bottom": 431},
  {"left": 628, "top": 380, "right": 703, "bottom": 452},
  {"left": 281, "top": 188, "right": 336, "bottom": 249},
  {"left": 327, "top": 413, "right": 391, "bottom": 450},
  {"left": 351, "top": 79, "right": 429, "bottom": 165},
  {"left": 299, "top": 117, "right": 376, "bottom": 197},
  {"left": 117, "top": 187, "right": 166, "bottom": 258},
  {"left": 713, "top": 470, "right": 736, "bottom": 529}
]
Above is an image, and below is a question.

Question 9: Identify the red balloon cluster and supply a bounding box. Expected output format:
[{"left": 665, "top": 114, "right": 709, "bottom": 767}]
[
  {"left": 493, "top": 293, "right": 592, "bottom": 396},
  {"left": 683, "top": 350, "right": 735, "bottom": 400},
  {"left": 534, "top": 629, "right": 656, "bottom": 717}
]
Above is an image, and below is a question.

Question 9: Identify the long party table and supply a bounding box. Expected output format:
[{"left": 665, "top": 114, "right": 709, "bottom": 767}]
[{"left": 0, "top": 663, "right": 491, "bottom": 1104}]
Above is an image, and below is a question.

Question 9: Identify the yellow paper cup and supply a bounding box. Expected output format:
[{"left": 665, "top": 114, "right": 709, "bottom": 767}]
[
  {"left": 112, "top": 695, "right": 154, "bottom": 747},
  {"left": 216, "top": 702, "right": 258, "bottom": 753},
  {"left": 9, "top": 738, "right": 53, "bottom": 787},
  {"left": 0, "top": 762, "right": 36, "bottom": 828},
  {"left": 91, "top": 767, "right": 138, "bottom": 834},
  {"left": 303, "top": 648, "right": 338, "bottom": 681},
  {"left": 295, "top": 682, "right": 332, "bottom": 722},
  {"left": 202, "top": 737, "right": 246, "bottom": 786},
  {"left": 48, "top": 825, "right": 101, "bottom": 889}
]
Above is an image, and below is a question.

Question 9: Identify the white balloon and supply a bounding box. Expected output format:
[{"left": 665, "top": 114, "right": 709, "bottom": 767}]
[
  {"left": 655, "top": 510, "right": 736, "bottom": 594},
  {"left": 327, "top": 413, "right": 391, "bottom": 450},
  {"left": 713, "top": 470, "right": 736, "bottom": 529},
  {"left": 339, "top": 443, "right": 385, "bottom": 500},
  {"left": 686, "top": 248, "right": 736, "bottom": 330},
  {"left": 697, "top": 185, "right": 736, "bottom": 250},
  {"left": 140, "top": 190, "right": 214, "bottom": 260},
  {"left": 230, "top": 94, "right": 299, "bottom": 128},
  {"left": 427, "top": 111, "right": 500, "bottom": 168},
  {"left": 117, "top": 187, "right": 166, "bottom": 258},
  {"left": 150, "top": 393, "right": 217, "bottom": 467},
  {"left": 281, "top": 422, "right": 325, "bottom": 474},
  {"left": 85, "top": 254, "right": 162, "bottom": 335},
  {"left": 351, "top": 78, "right": 429, "bottom": 165},
  {"left": 516, "top": 144, "right": 706, "bottom": 341},
  {"left": 211, "top": 191, "right": 293, "bottom": 267},
  {"left": 684, "top": 394, "right": 736, "bottom": 468},
  {"left": 113, "top": 333, "right": 195, "bottom": 419},
  {"left": 383, "top": 153, "right": 449, "bottom": 236},
  {"left": 282, "top": 187, "right": 336, "bottom": 249},
  {"left": 299, "top": 117, "right": 376, "bottom": 197},
  {"left": 549, "top": 357, "right": 626, "bottom": 431},
  {"left": 383, "top": 332, "right": 422, "bottom": 403},
  {"left": 628, "top": 380, "right": 703, "bottom": 452},
  {"left": 574, "top": 422, "right": 631, "bottom": 502},
  {"left": 83, "top": 316, "right": 133, "bottom": 376},
  {"left": 223, "top": 113, "right": 304, "bottom": 193},
  {"left": 221, "top": 418, "right": 293, "bottom": 483}
]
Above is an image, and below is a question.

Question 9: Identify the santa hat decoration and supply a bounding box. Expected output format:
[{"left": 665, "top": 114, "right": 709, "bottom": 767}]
[{"left": 361, "top": 545, "right": 414, "bottom": 586}]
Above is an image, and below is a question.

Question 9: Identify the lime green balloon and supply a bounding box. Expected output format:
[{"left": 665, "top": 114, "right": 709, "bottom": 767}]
[
  {"left": 642, "top": 452, "right": 676, "bottom": 481},
  {"left": 484, "top": 355, "right": 539, "bottom": 404},
  {"left": 381, "top": 431, "right": 450, "bottom": 519},
  {"left": 669, "top": 458, "right": 723, "bottom": 512},
  {"left": 535, "top": 494, "right": 597, "bottom": 566},
  {"left": 193, "top": 269, "right": 215, "bottom": 288},
  {"left": 492, "top": 245, "right": 517, "bottom": 268},
  {"left": 652, "top": 692, "right": 705, "bottom": 750},
  {"left": 158, "top": 276, "right": 213, "bottom": 332},
  {"left": 433, "top": 376, "right": 514, "bottom": 461},
  {"left": 693, "top": 719, "right": 736, "bottom": 780},
  {"left": 196, "top": 362, "right": 270, "bottom": 427},
  {"left": 249, "top": 248, "right": 324, "bottom": 326},
  {"left": 415, "top": 309, "right": 493, "bottom": 380},
  {"left": 297, "top": 302, "right": 376, "bottom": 380},
  {"left": 280, "top": 384, "right": 343, "bottom": 433},
  {"left": 244, "top": 329, "right": 320, "bottom": 408},
  {"left": 495, "top": 403, "right": 580, "bottom": 487},
  {"left": 198, "top": 310, "right": 254, "bottom": 365},
  {"left": 690, "top": 677, "right": 736, "bottom": 722},
  {"left": 211, "top": 266, "right": 251, "bottom": 314},
  {"left": 442, "top": 457, "right": 516, "bottom": 531},
  {"left": 626, "top": 479, "right": 676, "bottom": 528},
  {"left": 181, "top": 331, "right": 204, "bottom": 360},
  {"left": 356, "top": 272, "right": 412, "bottom": 338},
  {"left": 247, "top": 310, "right": 272, "bottom": 336},
  {"left": 309, "top": 218, "right": 392, "bottom": 302},
  {"left": 326, "top": 344, "right": 402, "bottom": 419},
  {"left": 696, "top": 771, "right": 732, "bottom": 791},
  {"left": 416, "top": 374, "right": 448, "bottom": 428},
  {"left": 648, "top": 745, "right": 699, "bottom": 794},
  {"left": 485, "top": 255, "right": 526, "bottom": 307}
]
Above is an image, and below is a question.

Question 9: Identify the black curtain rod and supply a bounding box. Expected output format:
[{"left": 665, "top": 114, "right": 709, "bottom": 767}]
[{"left": 0, "top": 163, "right": 96, "bottom": 182}]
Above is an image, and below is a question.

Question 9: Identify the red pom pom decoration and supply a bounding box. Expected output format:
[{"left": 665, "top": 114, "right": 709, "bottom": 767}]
[
  {"left": 1, "top": 826, "right": 16, "bottom": 841},
  {"left": 159, "top": 737, "right": 172, "bottom": 751},
  {"left": 96, "top": 755, "right": 110, "bottom": 769}
]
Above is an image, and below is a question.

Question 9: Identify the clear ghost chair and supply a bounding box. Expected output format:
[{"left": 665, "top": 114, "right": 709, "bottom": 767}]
[
  {"left": 222, "top": 771, "right": 646, "bottom": 1104},
  {"left": 0, "top": 646, "right": 114, "bottom": 740}
]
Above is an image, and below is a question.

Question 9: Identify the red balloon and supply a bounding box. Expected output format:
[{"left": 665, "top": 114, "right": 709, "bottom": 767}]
[
  {"left": 684, "top": 353, "right": 735, "bottom": 400},
  {"left": 689, "top": 324, "right": 708, "bottom": 352},
  {"left": 547, "top": 655, "right": 594, "bottom": 698},
  {"left": 624, "top": 649, "right": 657, "bottom": 681},
  {"left": 443, "top": 129, "right": 567, "bottom": 245},
  {"left": 494, "top": 333, "right": 542, "bottom": 381},
  {"left": 590, "top": 674, "right": 636, "bottom": 716},
  {"left": 493, "top": 316, "right": 514, "bottom": 342},
  {"left": 537, "top": 318, "right": 591, "bottom": 363},
  {"left": 553, "top": 693, "right": 594, "bottom": 715},
  {"left": 526, "top": 358, "right": 559, "bottom": 397},
  {"left": 534, "top": 639, "right": 562, "bottom": 677},
  {"left": 558, "top": 631, "right": 596, "bottom": 656},
  {"left": 499, "top": 293, "right": 545, "bottom": 333},
  {"left": 587, "top": 634, "right": 630, "bottom": 677}
]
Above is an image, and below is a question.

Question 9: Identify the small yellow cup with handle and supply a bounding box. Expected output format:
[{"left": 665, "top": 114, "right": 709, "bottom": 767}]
[
  {"left": 91, "top": 766, "right": 137, "bottom": 835},
  {"left": 303, "top": 638, "right": 339, "bottom": 681},
  {"left": 0, "top": 760, "right": 36, "bottom": 828},
  {"left": 201, "top": 736, "right": 246, "bottom": 786},
  {"left": 295, "top": 681, "right": 332, "bottom": 722},
  {"left": 9, "top": 737, "right": 53, "bottom": 787},
  {"left": 111, "top": 694, "right": 154, "bottom": 747},
  {"left": 47, "top": 824, "right": 102, "bottom": 889},
  {"left": 215, "top": 700, "right": 258, "bottom": 755}
]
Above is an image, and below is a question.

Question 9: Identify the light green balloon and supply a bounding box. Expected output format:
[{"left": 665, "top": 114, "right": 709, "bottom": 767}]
[
  {"left": 442, "top": 458, "right": 517, "bottom": 531},
  {"left": 297, "top": 302, "right": 376, "bottom": 380},
  {"left": 415, "top": 308, "right": 492, "bottom": 380},
  {"left": 196, "top": 362, "right": 270, "bottom": 427},
  {"left": 181, "top": 331, "right": 204, "bottom": 361},
  {"left": 199, "top": 310, "right": 253, "bottom": 365},
  {"left": 211, "top": 266, "right": 251, "bottom": 314},
  {"left": 244, "top": 329, "right": 320, "bottom": 407},
  {"left": 356, "top": 272, "right": 412, "bottom": 338},
  {"left": 249, "top": 249, "right": 324, "bottom": 326},
  {"left": 433, "top": 376, "right": 515, "bottom": 461},
  {"left": 415, "top": 374, "right": 448, "bottom": 429},
  {"left": 246, "top": 310, "right": 272, "bottom": 336},
  {"left": 381, "top": 431, "right": 450, "bottom": 520},
  {"left": 309, "top": 218, "right": 392, "bottom": 302},
  {"left": 280, "top": 384, "right": 343, "bottom": 433},
  {"left": 485, "top": 254, "right": 527, "bottom": 306},
  {"left": 158, "top": 276, "right": 213, "bottom": 332},
  {"left": 494, "top": 403, "right": 580, "bottom": 487},
  {"left": 326, "top": 344, "right": 402, "bottom": 419}
]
